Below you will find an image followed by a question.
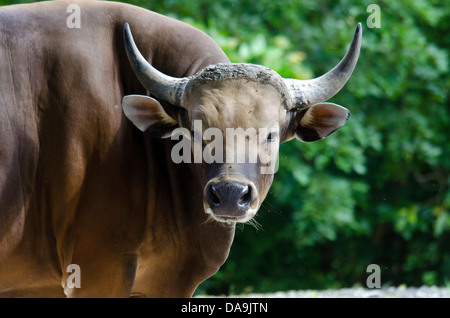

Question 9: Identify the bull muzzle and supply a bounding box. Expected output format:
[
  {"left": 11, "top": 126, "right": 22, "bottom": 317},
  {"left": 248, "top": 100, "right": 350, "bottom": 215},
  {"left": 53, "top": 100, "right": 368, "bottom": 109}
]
[{"left": 204, "top": 179, "right": 259, "bottom": 223}]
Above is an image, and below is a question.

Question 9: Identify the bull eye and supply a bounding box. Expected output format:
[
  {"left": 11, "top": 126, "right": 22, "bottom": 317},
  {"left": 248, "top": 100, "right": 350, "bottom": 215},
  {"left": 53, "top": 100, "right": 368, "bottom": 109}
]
[{"left": 266, "top": 132, "right": 278, "bottom": 142}]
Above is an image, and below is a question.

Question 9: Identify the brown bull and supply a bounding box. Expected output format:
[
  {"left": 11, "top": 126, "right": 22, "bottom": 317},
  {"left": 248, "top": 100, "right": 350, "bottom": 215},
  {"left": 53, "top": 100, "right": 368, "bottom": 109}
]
[{"left": 0, "top": 0, "right": 361, "bottom": 297}]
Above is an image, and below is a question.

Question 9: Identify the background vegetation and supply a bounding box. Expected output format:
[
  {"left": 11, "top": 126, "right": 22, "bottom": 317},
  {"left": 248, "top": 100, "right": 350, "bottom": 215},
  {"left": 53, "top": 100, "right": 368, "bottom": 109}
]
[{"left": 2, "top": 0, "right": 449, "bottom": 295}]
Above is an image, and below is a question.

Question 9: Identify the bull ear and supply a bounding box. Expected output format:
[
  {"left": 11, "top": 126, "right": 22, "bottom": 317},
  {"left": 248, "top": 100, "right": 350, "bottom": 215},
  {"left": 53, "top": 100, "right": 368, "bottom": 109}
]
[
  {"left": 293, "top": 102, "right": 350, "bottom": 142},
  {"left": 122, "top": 95, "right": 178, "bottom": 138}
]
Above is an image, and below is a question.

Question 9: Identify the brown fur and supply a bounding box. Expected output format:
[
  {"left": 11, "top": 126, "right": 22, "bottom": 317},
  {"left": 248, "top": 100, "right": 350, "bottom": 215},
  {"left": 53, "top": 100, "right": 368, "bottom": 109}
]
[{"left": 0, "top": 0, "right": 232, "bottom": 297}]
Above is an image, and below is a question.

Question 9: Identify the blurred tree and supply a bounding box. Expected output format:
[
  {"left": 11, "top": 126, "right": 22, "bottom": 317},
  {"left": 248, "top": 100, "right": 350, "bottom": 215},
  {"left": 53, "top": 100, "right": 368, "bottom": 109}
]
[{"left": 1, "top": 0, "right": 448, "bottom": 294}]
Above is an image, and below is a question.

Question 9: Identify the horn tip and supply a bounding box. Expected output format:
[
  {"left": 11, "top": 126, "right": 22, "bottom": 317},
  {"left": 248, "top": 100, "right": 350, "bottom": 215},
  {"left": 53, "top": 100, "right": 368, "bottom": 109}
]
[
  {"left": 355, "top": 22, "right": 362, "bottom": 35},
  {"left": 124, "top": 22, "right": 131, "bottom": 35}
]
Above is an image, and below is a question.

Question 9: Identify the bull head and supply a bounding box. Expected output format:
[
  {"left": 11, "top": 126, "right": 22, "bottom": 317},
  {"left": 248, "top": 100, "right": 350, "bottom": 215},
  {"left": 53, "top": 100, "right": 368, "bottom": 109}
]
[{"left": 122, "top": 23, "right": 362, "bottom": 224}]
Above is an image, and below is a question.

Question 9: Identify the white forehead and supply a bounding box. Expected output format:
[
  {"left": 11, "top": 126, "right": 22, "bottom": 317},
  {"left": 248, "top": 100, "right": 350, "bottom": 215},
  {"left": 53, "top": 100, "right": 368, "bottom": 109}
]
[{"left": 188, "top": 79, "right": 288, "bottom": 130}]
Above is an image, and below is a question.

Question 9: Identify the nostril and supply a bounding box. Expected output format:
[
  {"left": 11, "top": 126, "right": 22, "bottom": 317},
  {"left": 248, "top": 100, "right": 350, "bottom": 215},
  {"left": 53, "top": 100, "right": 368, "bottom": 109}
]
[
  {"left": 209, "top": 184, "right": 221, "bottom": 206},
  {"left": 238, "top": 185, "right": 252, "bottom": 206},
  {"left": 207, "top": 182, "right": 255, "bottom": 211}
]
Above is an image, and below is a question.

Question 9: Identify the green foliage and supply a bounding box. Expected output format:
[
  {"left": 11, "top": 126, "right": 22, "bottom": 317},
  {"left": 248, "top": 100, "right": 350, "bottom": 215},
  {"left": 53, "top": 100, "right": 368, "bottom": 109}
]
[{"left": 2, "top": 0, "right": 448, "bottom": 294}]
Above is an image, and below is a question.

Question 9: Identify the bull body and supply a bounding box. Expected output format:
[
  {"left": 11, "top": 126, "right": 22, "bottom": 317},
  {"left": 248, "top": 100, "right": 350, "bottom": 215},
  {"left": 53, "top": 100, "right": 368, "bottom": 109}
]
[
  {"left": 0, "top": 0, "right": 233, "bottom": 297},
  {"left": 0, "top": 0, "right": 362, "bottom": 297}
]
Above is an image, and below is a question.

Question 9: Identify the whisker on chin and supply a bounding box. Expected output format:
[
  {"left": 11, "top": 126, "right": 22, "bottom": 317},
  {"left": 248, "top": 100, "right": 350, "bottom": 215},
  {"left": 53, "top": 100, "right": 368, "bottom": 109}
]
[{"left": 245, "top": 217, "right": 262, "bottom": 230}]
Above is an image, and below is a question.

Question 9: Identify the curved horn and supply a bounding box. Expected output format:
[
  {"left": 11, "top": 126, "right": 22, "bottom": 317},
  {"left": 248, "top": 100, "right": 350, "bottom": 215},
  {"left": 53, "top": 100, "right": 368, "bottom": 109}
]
[
  {"left": 123, "top": 23, "right": 188, "bottom": 106},
  {"left": 284, "top": 23, "right": 362, "bottom": 109}
]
